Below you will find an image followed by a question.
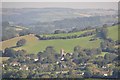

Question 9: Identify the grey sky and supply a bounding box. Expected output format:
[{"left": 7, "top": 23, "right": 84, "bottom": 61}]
[{"left": 2, "top": 2, "right": 118, "bottom": 9}]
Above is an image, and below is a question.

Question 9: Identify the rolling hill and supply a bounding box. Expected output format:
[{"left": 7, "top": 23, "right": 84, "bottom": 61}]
[
  {"left": 2, "top": 8, "right": 117, "bottom": 34},
  {"left": 1, "top": 25, "right": 118, "bottom": 54},
  {"left": 15, "top": 35, "right": 101, "bottom": 54}
]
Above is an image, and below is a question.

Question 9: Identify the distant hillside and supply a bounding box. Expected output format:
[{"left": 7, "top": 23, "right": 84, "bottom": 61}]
[
  {"left": 2, "top": 8, "right": 117, "bottom": 34},
  {"left": 2, "top": 21, "right": 30, "bottom": 41},
  {"left": 3, "top": 8, "right": 117, "bottom": 24}
]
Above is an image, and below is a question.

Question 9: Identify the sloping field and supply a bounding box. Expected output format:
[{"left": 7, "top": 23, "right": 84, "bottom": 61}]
[
  {"left": 0, "top": 34, "right": 39, "bottom": 50},
  {"left": 15, "top": 35, "right": 101, "bottom": 54},
  {"left": 1, "top": 25, "right": 118, "bottom": 54},
  {"left": 107, "top": 25, "right": 119, "bottom": 41}
]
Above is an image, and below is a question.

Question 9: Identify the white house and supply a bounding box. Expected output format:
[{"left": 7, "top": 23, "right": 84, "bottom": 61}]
[
  {"left": 34, "top": 58, "right": 39, "bottom": 61},
  {"left": 19, "top": 65, "right": 29, "bottom": 70},
  {"left": 10, "top": 61, "right": 21, "bottom": 66},
  {"left": 104, "top": 74, "right": 108, "bottom": 76}
]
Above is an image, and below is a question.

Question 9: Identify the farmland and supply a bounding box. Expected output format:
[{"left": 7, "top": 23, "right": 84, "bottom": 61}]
[
  {"left": 15, "top": 35, "right": 101, "bottom": 54},
  {"left": 1, "top": 25, "right": 118, "bottom": 54},
  {"left": 107, "top": 25, "right": 118, "bottom": 41}
]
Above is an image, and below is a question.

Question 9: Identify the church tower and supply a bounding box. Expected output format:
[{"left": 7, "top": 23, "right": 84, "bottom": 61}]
[{"left": 60, "top": 48, "right": 65, "bottom": 57}]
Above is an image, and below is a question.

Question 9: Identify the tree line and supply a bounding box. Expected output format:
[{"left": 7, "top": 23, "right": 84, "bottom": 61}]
[{"left": 35, "top": 31, "right": 96, "bottom": 40}]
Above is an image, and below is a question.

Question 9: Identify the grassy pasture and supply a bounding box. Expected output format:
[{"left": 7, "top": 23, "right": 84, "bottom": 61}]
[
  {"left": 15, "top": 35, "right": 101, "bottom": 54},
  {"left": 1, "top": 25, "right": 118, "bottom": 54},
  {"left": 107, "top": 25, "right": 119, "bottom": 41}
]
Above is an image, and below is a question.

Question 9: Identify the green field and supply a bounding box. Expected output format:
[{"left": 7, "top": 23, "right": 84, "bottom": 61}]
[
  {"left": 0, "top": 35, "right": 38, "bottom": 50},
  {"left": 15, "top": 35, "right": 101, "bottom": 54},
  {"left": 41, "top": 29, "right": 94, "bottom": 37},
  {"left": 1, "top": 25, "right": 118, "bottom": 54},
  {"left": 107, "top": 25, "right": 119, "bottom": 41}
]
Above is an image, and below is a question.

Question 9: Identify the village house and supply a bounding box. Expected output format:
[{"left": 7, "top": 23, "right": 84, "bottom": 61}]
[
  {"left": 75, "top": 71, "right": 84, "bottom": 76},
  {"left": 56, "top": 61, "right": 60, "bottom": 64},
  {"left": 92, "top": 68, "right": 113, "bottom": 77},
  {"left": 2, "top": 64, "right": 7, "bottom": 68},
  {"left": 80, "top": 72, "right": 84, "bottom": 76},
  {"left": 102, "top": 66, "right": 107, "bottom": 69},
  {"left": 25, "top": 54, "right": 38, "bottom": 62},
  {"left": 41, "top": 63, "right": 49, "bottom": 69},
  {"left": 2, "top": 64, "right": 5, "bottom": 68},
  {"left": 61, "top": 57, "right": 65, "bottom": 61},
  {"left": 56, "top": 70, "right": 69, "bottom": 74},
  {"left": 10, "top": 61, "right": 21, "bottom": 66},
  {"left": 19, "top": 65, "right": 29, "bottom": 70},
  {"left": 34, "top": 58, "right": 39, "bottom": 61},
  {"left": 103, "top": 74, "right": 108, "bottom": 76},
  {"left": 25, "top": 55, "right": 31, "bottom": 59},
  {"left": 103, "top": 70, "right": 113, "bottom": 76},
  {"left": 61, "top": 63, "right": 67, "bottom": 69}
]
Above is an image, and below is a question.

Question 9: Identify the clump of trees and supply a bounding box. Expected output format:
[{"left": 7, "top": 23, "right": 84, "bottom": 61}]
[
  {"left": 2, "top": 21, "right": 31, "bottom": 41},
  {"left": 80, "top": 31, "right": 96, "bottom": 37},
  {"left": 96, "top": 27, "right": 108, "bottom": 40},
  {"left": 3, "top": 48, "right": 16, "bottom": 57},
  {"left": 2, "top": 21, "right": 17, "bottom": 41},
  {"left": 19, "top": 30, "right": 31, "bottom": 36},
  {"left": 16, "top": 39, "right": 26, "bottom": 47},
  {"left": 100, "top": 39, "right": 117, "bottom": 53},
  {"left": 93, "top": 53, "right": 118, "bottom": 68},
  {"left": 54, "top": 30, "right": 66, "bottom": 34},
  {"left": 2, "top": 48, "right": 26, "bottom": 57}
]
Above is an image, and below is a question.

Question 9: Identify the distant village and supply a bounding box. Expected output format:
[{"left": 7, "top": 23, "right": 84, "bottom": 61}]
[{"left": 2, "top": 46, "right": 118, "bottom": 78}]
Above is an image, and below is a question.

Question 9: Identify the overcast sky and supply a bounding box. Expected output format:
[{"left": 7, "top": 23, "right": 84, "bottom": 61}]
[{"left": 2, "top": 2, "right": 118, "bottom": 10}]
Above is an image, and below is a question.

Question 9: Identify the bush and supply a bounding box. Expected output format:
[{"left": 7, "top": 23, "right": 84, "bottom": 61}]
[{"left": 16, "top": 39, "right": 26, "bottom": 47}]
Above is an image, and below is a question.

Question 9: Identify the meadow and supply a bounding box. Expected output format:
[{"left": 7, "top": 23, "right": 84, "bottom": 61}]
[{"left": 1, "top": 25, "right": 118, "bottom": 54}]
